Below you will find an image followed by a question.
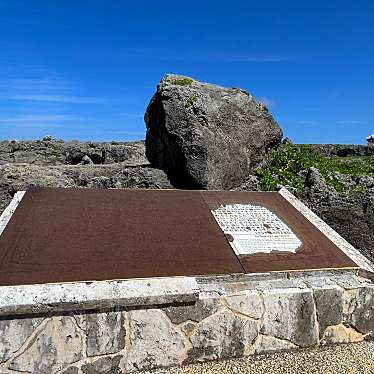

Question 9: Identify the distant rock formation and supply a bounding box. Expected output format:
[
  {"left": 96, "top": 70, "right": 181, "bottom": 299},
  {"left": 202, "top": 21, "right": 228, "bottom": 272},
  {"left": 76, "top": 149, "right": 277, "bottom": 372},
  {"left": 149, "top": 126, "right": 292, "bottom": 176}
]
[
  {"left": 0, "top": 139, "right": 148, "bottom": 166},
  {"left": 145, "top": 74, "right": 283, "bottom": 189},
  {"left": 0, "top": 140, "right": 172, "bottom": 213}
]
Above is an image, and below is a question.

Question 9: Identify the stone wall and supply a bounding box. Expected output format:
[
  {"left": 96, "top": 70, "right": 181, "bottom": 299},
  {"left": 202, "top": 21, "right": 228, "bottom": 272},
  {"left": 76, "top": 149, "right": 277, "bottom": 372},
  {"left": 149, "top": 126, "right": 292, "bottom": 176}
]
[{"left": 0, "top": 272, "right": 372, "bottom": 374}]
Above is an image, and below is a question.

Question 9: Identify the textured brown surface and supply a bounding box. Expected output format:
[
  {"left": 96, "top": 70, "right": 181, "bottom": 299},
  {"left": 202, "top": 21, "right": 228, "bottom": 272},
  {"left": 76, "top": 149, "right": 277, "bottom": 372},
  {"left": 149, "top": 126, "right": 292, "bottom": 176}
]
[
  {"left": 202, "top": 191, "right": 358, "bottom": 273},
  {"left": 0, "top": 188, "right": 244, "bottom": 286},
  {"left": 0, "top": 188, "right": 357, "bottom": 287}
]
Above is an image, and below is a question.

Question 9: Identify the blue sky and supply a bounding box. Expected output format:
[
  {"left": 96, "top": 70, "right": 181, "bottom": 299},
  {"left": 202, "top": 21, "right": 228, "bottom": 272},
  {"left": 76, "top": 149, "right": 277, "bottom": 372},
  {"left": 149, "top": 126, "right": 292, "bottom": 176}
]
[{"left": 0, "top": 0, "right": 373, "bottom": 144}]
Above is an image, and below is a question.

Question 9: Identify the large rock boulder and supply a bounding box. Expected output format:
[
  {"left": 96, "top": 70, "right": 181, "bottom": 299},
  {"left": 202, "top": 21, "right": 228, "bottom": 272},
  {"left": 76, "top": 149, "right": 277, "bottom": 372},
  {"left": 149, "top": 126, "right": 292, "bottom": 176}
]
[{"left": 145, "top": 74, "right": 283, "bottom": 189}]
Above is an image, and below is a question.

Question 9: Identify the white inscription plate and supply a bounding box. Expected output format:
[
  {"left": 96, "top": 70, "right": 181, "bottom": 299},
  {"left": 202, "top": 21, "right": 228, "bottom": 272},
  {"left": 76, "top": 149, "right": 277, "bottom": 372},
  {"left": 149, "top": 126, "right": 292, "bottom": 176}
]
[{"left": 211, "top": 204, "right": 302, "bottom": 255}]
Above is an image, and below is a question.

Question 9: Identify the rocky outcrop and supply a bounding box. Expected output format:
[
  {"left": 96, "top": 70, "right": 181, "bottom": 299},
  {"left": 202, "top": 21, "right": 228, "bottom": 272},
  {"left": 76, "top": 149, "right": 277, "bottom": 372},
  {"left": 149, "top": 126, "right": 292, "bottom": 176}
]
[
  {"left": 0, "top": 163, "right": 172, "bottom": 213},
  {"left": 302, "top": 168, "right": 374, "bottom": 263},
  {"left": 0, "top": 139, "right": 148, "bottom": 166},
  {"left": 145, "top": 74, "right": 282, "bottom": 189}
]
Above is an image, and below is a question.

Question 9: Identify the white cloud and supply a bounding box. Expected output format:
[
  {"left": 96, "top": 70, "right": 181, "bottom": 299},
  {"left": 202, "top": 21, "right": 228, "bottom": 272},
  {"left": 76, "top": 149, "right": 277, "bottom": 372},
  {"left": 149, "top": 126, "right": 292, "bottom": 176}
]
[
  {"left": 4, "top": 94, "right": 113, "bottom": 104},
  {"left": 337, "top": 120, "right": 363, "bottom": 125}
]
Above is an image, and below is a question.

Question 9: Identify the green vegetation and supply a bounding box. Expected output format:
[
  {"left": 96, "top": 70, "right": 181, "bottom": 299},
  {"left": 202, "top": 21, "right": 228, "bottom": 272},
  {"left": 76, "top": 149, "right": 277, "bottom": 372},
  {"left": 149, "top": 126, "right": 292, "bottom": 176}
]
[
  {"left": 171, "top": 78, "right": 193, "bottom": 86},
  {"left": 256, "top": 144, "right": 374, "bottom": 193},
  {"left": 185, "top": 95, "right": 198, "bottom": 107},
  {"left": 111, "top": 141, "right": 121, "bottom": 145}
]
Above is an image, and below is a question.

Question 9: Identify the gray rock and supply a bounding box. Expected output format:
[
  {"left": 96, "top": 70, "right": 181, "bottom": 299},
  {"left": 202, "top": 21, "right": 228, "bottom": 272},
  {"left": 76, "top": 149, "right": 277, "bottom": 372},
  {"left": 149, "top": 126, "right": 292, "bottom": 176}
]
[
  {"left": 81, "top": 355, "right": 122, "bottom": 374},
  {"left": 224, "top": 291, "right": 264, "bottom": 319},
  {"left": 163, "top": 298, "right": 221, "bottom": 324},
  {"left": 234, "top": 175, "right": 261, "bottom": 191},
  {"left": 304, "top": 167, "right": 331, "bottom": 194},
  {"left": 261, "top": 290, "right": 319, "bottom": 347},
  {"left": 83, "top": 311, "right": 125, "bottom": 356},
  {"left": 80, "top": 155, "right": 94, "bottom": 165},
  {"left": 126, "top": 309, "right": 186, "bottom": 372},
  {"left": 0, "top": 317, "right": 43, "bottom": 363},
  {"left": 9, "top": 317, "right": 84, "bottom": 374},
  {"left": 250, "top": 335, "right": 297, "bottom": 354},
  {"left": 60, "top": 367, "right": 80, "bottom": 374},
  {"left": 145, "top": 74, "right": 282, "bottom": 189},
  {"left": 0, "top": 139, "right": 148, "bottom": 166},
  {"left": 348, "top": 287, "right": 374, "bottom": 335},
  {"left": 301, "top": 185, "right": 374, "bottom": 264},
  {"left": 313, "top": 287, "right": 343, "bottom": 337},
  {"left": 187, "top": 310, "right": 258, "bottom": 362},
  {"left": 0, "top": 163, "right": 172, "bottom": 214}
]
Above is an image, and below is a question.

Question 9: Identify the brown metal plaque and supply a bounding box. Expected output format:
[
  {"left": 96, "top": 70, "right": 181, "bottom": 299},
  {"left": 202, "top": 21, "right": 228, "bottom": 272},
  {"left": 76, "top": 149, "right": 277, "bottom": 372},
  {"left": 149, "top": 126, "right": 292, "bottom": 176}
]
[{"left": 0, "top": 188, "right": 244, "bottom": 286}]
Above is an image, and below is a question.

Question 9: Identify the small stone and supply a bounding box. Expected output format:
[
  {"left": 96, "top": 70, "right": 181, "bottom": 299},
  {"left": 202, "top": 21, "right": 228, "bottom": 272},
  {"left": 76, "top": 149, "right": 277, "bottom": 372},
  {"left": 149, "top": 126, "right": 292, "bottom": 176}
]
[
  {"left": 9, "top": 317, "right": 84, "bottom": 374},
  {"left": 84, "top": 311, "right": 125, "bottom": 356},
  {"left": 0, "top": 317, "right": 43, "bottom": 363},
  {"left": 180, "top": 321, "right": 197, "bottom": 336},
  {"left": 249, "top": 335, "right": 297, "bottom": 354},
  {"left": 314, "top": 287, "right": 343, "bottom": 337},
  {"left": 60, "top": 367, "right": 79, "bottom": 374},
  {"left": 261, "top": 290, "right": 319, "bottom": 348},
  {"left": 126, "top": 309, "right": 186, "bottom": 372},
  {"left": 163, "top": 298, "right": 220, "bottom": 324},
  {"left": 347, "top": 287, "right": 374, "bottom": 335},
  {"left": 81, "top": 355, "right": 122, "bottom": 374},
  {"left": 187, "top": 310, "right": 258, "bottom": 362},
  {"left": 322, "top": 324, "right": 364, "bottom": 344},
  {"left": 80, "top": 155, "right": 94, "bottom": 165},
  {"left": 224, "top": 291, "right": 263, "bottom": 319}
]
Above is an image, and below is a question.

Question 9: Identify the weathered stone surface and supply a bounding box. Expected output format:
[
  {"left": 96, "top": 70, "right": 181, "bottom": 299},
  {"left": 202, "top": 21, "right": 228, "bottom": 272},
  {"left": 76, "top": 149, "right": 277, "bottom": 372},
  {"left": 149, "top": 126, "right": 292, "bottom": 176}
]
[
  {"left": 322, "top": 324, "right": 364, "bottom": 344},
  {"left": 9, "top": 317, "right": 84, "bottom": 374},
  {"left": 235, "top": 175, "right": 261, "bottom": 191},
  {"left": 301, "top": 168, "right": 374, "bottom": 264},
  {"left": 0, "top": 276, "right": 198, "bottom": 317},
  {"left": 347, "top": 287, "right": 374, "bottom": 335},
  {"left": 180, "top": 321, "right": 197, "bottom": 336},
  {"left": 261, "top": 290, "right": 319, "bottom": 347},
  {"left": 163, "top": 297, "right": 221, "bottom": 324},
  {"left": 60, "top": 366, "right": 80, "bottom": 374},
  {"left": 0, "top": 139, "right": 147, "bottom": 166},
  {"left": 145, "top": 74, "right": 283, "bottom": 189},
  {"left": 83, "top": 311, "right": 125, "bottom": 356},
  {"left": 0, "top": 163, "right": 172, "bottom": 216},
  {"left": 250, "top": 335, "right": 297, "bottom": 354},
  {"left": 188, "top": 310, "right": 258, "bottom": 362},
  {"left": 81, "top": 355, "right": 122, "bottom": 374},
  {"left": 126, "top": 309, "right": 186, "bottom": 372},
  {"left": 224, "top": 291, "right": 263, "bottom": 319},
  {"left": 313, "top": 287, "right": 343, "bottom": 337},
  {"left": 0, "top": 317, "right": 43, "bottom": 363}
]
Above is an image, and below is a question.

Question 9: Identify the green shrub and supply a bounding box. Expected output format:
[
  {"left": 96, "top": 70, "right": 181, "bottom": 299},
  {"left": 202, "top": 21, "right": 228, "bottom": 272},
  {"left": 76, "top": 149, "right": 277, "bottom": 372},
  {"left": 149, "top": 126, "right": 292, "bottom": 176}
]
[
  {"left": 185, "top": 96, "right": 198, "bottom": 107},
  {"left": 171, "top": 78, "right": 193, "bottom": 86},
  {"left": 255, "top": 144, "right": 374, "bottom": 193}
]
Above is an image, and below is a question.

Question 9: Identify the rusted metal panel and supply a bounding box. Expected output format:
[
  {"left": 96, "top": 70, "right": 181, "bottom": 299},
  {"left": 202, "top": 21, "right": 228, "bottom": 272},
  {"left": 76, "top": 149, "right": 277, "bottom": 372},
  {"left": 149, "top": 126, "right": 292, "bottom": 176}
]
[{"left": 0, "top": 188, "right": 244, "bottom": 286}]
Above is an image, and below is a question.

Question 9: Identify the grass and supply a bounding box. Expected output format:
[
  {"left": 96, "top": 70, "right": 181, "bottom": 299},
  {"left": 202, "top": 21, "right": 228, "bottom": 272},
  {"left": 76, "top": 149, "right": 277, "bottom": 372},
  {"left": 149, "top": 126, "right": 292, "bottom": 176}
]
[
  {"left": 171, "top": 78, "right": 193, "bottom": 86},
  {"left": 185, "top": 96, "right": 197, "bottom": 107},
  {"left": 255, "top": 144, "right": 374, "bottom": 193}
]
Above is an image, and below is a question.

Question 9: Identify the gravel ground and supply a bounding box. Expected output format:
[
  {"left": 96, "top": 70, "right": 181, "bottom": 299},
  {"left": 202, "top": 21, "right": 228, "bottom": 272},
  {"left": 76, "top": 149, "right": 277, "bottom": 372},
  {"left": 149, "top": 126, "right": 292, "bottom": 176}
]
[{"left": 148, "top": 342, "right": 374, "bottom": 374}]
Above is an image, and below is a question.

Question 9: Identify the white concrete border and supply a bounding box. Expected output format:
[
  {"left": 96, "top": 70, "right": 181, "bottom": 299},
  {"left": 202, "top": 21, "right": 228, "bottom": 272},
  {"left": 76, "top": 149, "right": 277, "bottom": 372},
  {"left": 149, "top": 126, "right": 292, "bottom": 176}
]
[
  {"left": 0, "top": 276, "right": 199, "bottom": 316},
  {"left": 279, "top": 187, "right": 374, "bottom": 274},
  {"left": 0, "top": 191, "right": 25, "bottom": 236}
]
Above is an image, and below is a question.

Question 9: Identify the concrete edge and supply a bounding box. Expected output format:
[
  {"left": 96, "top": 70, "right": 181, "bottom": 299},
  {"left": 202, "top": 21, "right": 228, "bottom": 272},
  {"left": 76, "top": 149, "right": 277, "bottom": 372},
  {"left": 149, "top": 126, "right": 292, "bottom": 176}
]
[
  {"left": 0, "top": 191, "right": 25, "bottom": 236},
  {"left": 0, "top": 276, "right": 199, "bottom": 317},
  {"left": 278, "top": 187, "right": 374, "bottom": 274}
]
